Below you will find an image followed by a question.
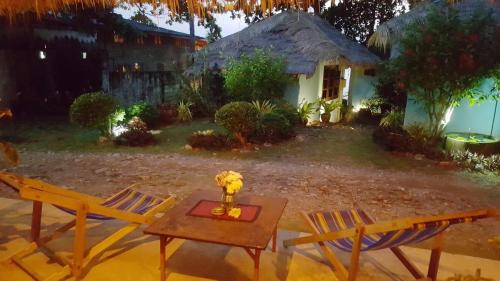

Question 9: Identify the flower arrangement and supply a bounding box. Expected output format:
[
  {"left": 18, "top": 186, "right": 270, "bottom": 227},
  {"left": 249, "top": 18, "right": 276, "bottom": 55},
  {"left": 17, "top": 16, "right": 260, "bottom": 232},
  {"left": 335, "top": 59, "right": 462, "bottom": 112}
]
[
  {"left": 215, "top": 171, "right": 243, "bottom": 194},
  {"left": 214, "top": 171, "right": 243, "bottom": 218}
]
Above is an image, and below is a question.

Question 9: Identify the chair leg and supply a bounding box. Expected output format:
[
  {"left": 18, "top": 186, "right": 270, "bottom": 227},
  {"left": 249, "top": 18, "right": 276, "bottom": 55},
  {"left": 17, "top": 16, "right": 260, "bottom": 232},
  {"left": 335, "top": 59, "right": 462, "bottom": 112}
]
[
  {"left": 72, "top": 203, "right": 88, "bottom": 278},
  {"left": 31, "top": 201, "right": 43, "bottom": 242},
  {"left": 347, "top": 225, "right": 364, "bottom": 281},
  {"left": 427, "top": 233, "right": 444, "bottom": 281}
]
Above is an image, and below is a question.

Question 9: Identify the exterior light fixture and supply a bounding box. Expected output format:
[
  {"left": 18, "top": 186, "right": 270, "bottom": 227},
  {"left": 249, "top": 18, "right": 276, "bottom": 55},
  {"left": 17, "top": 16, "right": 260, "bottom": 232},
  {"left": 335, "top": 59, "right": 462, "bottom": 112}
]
[
  {"left": 39, "top": 50, "right": 46, "bottom": 60},
  {"left": 82, "top": 52, "right": 87, "bottom": 59}
]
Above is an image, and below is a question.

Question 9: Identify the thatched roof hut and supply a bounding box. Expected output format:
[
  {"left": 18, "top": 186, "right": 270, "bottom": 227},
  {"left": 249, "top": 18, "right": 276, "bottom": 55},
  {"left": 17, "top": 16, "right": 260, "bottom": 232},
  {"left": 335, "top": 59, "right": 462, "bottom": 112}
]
[
  {"left": 189, "top": 10, "right": 381, "bottom": 76},
  {"left": 369, "top": 0, "right": 500, "bottom": 49}
]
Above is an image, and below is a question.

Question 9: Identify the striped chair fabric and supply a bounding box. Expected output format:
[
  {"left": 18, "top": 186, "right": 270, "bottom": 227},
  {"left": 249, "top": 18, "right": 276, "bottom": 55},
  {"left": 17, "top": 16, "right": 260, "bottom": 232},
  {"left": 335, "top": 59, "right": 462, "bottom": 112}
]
[
  {"left": 55, "top": 188, "right": 168, "bottom": 220},
  {"left": 308, "top": 209, "right": 478, "bottom": 252}
]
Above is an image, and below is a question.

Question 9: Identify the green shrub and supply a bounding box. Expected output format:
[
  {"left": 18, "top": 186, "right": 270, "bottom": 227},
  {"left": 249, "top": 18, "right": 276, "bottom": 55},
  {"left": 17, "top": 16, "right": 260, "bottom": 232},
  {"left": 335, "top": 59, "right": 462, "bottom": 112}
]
[
  {"left": 69, "top": 92, "right": 119, "bottom": 137},
  {"left": 126, "top": 102, "right": 160, "bottom": 128},
  {"left": 224, "top": 49, "right": 289, "bottom": 101},
  {"left": 215, "top": 102, "right": 259, "bottom": 146},
  {"left": 273, "top": 106, "right": 301, "bottom": 127},
  {"left": 256, "top": 112, "right": 293, "bottom": 143}
]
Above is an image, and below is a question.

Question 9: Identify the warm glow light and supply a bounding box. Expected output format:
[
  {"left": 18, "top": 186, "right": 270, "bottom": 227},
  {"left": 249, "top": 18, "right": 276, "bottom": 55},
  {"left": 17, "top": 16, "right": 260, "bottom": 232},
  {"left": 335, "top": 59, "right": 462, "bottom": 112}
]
[{"left": 39, "top": 50, "right": 46, "bottom": 60}]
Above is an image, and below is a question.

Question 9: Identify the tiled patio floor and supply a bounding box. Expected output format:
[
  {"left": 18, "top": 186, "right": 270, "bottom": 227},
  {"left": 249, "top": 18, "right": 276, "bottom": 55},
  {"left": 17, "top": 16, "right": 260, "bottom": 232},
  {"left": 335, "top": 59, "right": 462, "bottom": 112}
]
[{"left": 0, "top": 198, "right": 498, "bottom": 281}]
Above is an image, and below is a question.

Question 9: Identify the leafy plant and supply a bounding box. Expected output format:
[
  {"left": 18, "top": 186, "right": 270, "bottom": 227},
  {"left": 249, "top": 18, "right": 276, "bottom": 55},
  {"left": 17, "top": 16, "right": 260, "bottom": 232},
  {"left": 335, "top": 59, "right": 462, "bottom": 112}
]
[
  {"left": 386, "top": 6, "right": 499, "bottom": 137},
  {"left": 0, "top": 108, "right": 18, "bottom": 165},
  {"left": 215, "top": 102, "right": 259, "bottom": 146},
  {"left": 273, "top": 106, "right": 301, "bottom": 127},
  {"left": 451, "top": 150, "right": 500, "bottom": 173},
  {"left": 177, "top": 101, "right": 193, "bottom": 122},
  {"left": 114, "top": 117, "right": 156, "bottom": 147},
  {"left": 316, "top": 99, "right": 342, "bottom": 114},
  {"left": 224, "top": 49, "right": 290, "bottom": 101},
  {"left": 297, "top": 99, "right": 316, "bottom": 125},
  {"left": 380, "top": 110, "right": 404, "bottom": 129},
  {"left": 69, "top": 92, "right": 119, "bottom": 137},
  {"left": 125, "top": 102, "right": 160, "bottom": 128},
  {"left": 361, "top": 96, "right": 386, "bottom": 114},
  {"left": 251, "top": 100, "right": 276, "bottom": 115}
]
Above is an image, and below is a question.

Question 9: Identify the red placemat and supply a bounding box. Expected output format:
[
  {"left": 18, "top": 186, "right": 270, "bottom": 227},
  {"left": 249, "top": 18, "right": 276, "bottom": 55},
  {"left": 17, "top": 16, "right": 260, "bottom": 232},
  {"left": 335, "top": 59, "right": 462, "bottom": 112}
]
[{"left": 187, "top": 200, "right": 261, "bottom": 222}]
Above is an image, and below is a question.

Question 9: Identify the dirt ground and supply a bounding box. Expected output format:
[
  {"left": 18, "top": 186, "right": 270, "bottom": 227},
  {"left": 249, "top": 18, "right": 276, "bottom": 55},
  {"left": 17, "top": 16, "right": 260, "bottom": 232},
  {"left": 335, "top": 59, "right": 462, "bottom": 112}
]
[{"left": 1, "top": 143, "right": 499, "bottom": 260}]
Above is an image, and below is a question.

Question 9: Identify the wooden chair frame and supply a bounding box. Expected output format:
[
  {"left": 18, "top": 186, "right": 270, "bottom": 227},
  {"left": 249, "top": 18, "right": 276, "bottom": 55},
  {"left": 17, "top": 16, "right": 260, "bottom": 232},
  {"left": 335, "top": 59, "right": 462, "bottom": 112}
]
[
  {"left": 0, "top": 172, "right": 176, "bottom": 281},
  {"left": 283, "top": 209, "right": 497, "bottom": 281}
]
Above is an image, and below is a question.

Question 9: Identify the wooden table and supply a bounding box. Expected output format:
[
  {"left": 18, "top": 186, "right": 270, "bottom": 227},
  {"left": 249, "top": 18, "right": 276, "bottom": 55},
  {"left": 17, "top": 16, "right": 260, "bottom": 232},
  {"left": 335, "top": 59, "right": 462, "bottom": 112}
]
[{"left": 144, "top": 190, "right": 288, "bottom": 281}]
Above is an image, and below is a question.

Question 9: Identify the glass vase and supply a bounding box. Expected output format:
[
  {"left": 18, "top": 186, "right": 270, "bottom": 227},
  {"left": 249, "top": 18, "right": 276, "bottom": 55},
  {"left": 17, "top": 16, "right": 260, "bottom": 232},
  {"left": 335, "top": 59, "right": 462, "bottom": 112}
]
[{"left": 221, "top": 188, "right": 236, "bottom": 212}]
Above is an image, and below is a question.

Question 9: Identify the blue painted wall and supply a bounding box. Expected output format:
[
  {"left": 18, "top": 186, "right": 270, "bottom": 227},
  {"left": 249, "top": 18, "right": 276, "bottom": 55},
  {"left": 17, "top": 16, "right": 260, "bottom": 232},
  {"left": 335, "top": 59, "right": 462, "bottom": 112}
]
[{"left": 404, "top": 79, "right": 500, "bottom": 138}]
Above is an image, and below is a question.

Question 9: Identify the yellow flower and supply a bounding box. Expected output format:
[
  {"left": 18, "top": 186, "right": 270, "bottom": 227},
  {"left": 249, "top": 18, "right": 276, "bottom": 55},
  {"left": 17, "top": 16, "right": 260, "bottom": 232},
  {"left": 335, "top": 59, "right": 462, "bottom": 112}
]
[
  {"left": 228, "top": 208, "right": 241, "bottom": 219},
  {"left": 215, "top": 171, "right": 244, "bottom": 193},
  {"left": 226, "top": 179, "right": 242, "bottom": 193}
]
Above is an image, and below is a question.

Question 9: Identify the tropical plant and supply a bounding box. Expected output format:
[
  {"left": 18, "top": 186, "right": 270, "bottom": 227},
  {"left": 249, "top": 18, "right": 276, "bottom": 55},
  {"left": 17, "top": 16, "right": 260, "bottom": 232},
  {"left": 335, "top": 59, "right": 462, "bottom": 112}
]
[
  {"left": 0, "top": 108, "right": 18, "bottom": 165},
  {"left": 379, "top": 110, "right": 404, "bottom": 129},
  {"left": 188, "top": 130, "right": 232, "bottom": 150},
  {"left": 297, "top": 99, "right": 316, "bottom": 125},
  {"left": 215, "top": 102, "right": 259, "bottom": 146},
  {"left": 224, "top": 49, "right": 290, "bottom": 102},
  {"left": 273, "top": 105, "right": 301, "bottom": 127},
  {"left": 69, "top": 92, "right": 120, "bottom": 137},
  {"left": 205, "top": 16, "right": 222, "bottom": 43},
  {"left": 251, "top": 100, "right": 276, "bottom": 115},
  {"left": 361, "top": 96, "right": 386, "bottom": 114},
  {"left": 177, "top": 101, "right": 193, "bottom": 122},
  {"left": 385, "top": 6, "right": 499, "bottom": 137}
]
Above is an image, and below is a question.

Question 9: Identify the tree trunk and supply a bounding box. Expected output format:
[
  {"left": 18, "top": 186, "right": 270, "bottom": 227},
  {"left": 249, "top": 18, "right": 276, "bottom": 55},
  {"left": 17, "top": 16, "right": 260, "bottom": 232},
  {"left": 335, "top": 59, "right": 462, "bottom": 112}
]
[{"left": 189, "top": 16, "right": 196, "bottom": 52}]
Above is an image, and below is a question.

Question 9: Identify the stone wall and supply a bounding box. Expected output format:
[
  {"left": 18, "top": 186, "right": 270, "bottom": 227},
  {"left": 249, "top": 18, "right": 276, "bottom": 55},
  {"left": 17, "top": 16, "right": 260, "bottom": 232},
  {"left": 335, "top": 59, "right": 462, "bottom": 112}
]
[{"left": 103, "top": 71, "right": 179, "bottom": 107}]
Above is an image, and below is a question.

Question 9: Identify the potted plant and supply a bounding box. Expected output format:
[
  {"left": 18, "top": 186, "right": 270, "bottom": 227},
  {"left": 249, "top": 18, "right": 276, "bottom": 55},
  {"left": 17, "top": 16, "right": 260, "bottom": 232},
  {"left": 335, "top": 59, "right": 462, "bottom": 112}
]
[
  {"left": 297, "top": 99, "right": 315, "bottom": 126},
  {"left": 316, "top": 99, "right": 342, "bottom": 124}
]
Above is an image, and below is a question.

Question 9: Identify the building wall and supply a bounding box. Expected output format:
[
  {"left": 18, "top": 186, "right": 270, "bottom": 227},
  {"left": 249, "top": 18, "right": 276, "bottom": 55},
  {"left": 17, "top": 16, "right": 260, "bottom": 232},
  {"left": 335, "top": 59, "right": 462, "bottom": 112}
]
[
  {"left": 403, "top": 79, "right": 500, "bottom": 138},
  {"left": 284, "top": 61, "right": 378, "bottom": 123},
  {"left": 348, "top": 67, "right": 378, "bottom": 111}
]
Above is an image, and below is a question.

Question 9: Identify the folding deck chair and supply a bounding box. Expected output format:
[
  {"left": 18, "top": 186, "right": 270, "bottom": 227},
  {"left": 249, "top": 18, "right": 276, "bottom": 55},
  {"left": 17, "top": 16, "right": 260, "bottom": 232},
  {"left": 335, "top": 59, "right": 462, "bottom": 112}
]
[
  {"left": 0, "top": 172, "right": 176, "bottom": 281},
  {"left": 283, "top": 208, "right": 497, "bottom": 281}
]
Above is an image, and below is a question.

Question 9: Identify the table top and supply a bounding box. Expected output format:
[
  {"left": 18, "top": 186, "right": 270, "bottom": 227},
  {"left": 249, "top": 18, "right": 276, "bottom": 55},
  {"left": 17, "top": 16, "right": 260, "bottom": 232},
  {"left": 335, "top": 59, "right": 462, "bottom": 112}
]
[{"left": 144, "top": 190, "right": 288, "bottom": 250}]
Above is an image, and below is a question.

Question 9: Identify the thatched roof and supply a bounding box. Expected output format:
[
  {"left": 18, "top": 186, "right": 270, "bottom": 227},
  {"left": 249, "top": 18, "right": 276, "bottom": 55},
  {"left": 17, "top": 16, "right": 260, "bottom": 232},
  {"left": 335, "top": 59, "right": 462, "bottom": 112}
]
[
  {"left": 188, "top": 11, "right": 381, "bottom": 76},
  {"left": 369, "top": 0, "right": 500, "bottom": 49},
  {"left": 0, "top": 0, "right": 318, "bottom": 21}
]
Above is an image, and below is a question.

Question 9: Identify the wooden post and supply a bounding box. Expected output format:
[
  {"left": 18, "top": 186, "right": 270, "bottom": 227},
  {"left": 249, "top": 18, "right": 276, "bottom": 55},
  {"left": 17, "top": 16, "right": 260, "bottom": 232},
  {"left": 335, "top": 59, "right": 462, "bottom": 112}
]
[{"left": 31, "top": 201, "right": 43, "bottom": 242}]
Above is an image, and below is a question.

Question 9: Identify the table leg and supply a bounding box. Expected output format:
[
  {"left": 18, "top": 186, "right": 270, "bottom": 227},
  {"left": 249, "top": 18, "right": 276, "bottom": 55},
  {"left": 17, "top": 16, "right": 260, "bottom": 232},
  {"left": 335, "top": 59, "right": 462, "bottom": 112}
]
[
  {"left": 160, "top": 236, "right": 167, "bottom": 281},
  {"left": 253, "top": 249, "right": 261, "bottom": 281},
  {"left": 272, "top": 227, "right": 277, "bottom": 252}
]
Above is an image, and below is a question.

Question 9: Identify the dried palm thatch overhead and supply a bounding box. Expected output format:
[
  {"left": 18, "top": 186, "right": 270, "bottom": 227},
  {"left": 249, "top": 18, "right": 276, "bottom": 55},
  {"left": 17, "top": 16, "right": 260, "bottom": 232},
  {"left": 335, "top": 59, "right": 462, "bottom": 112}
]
[
  {"left": 188, "top": 11, "right": 381, "bottom": 76},
  {"left": 368, "top": 0, "right": 500, "bottom": 50},
  {"left": 0, "top": 0, "right": 320, "bottom": 19}
]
